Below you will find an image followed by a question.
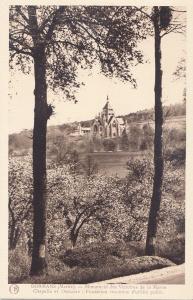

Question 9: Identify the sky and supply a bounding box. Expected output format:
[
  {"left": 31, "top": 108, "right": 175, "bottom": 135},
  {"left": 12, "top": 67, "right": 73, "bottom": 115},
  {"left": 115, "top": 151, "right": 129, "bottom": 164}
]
[{"left": 9, "top": 30, "right": 186, "bottom": 134}]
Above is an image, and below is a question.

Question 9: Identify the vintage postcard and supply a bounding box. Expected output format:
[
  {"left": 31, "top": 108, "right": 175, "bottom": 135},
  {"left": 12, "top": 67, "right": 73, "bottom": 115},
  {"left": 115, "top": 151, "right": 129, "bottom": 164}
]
[{"left": 0, "top": 0, "right": 193, "bottom": 299}]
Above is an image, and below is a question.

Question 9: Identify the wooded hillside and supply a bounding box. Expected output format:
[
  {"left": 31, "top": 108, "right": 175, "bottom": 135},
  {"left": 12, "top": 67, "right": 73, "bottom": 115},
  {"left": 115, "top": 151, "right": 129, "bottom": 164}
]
[{"left": 9, "top": 102, "right": 185, "bottom": 155}]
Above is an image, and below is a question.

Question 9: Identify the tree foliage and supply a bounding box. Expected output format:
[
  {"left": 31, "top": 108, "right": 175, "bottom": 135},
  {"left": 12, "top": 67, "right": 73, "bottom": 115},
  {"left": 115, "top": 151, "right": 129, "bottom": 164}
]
[
  {"left": 9, "top": 5, "right": 149, "bottom": 100},
  {"left": 124, "top": 158, "right": 184, "bottom": 241},
  {"left": 9, "top": 156, "right": 33, "bottom": 250},
  {"left": 9, "top": 155, "right": 184, "bottom": 255},
  {"left": 173, "top": 57, "right": 186, "bottom": 80}
]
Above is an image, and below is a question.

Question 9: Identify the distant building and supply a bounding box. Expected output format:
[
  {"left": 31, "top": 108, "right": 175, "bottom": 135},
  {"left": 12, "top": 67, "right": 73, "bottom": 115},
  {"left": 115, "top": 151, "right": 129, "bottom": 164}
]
[
  {"left": 70, "top": 123, "right": 91, "bottom": 136},
  {"left": 92, "top": 97, "right": 125, "bottom": 138},
  {"left": 72, "top": 97, "right": 125, "bottom": 138}
]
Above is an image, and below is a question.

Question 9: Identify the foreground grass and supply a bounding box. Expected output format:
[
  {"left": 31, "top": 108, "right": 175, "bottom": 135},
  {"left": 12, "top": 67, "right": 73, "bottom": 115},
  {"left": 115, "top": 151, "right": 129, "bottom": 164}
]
[
  {"left": 9, "top": 236, "right": 184, "bottom": 284},
  {"left": 10, "top": 256, "right": 174, "bottom": 284}
]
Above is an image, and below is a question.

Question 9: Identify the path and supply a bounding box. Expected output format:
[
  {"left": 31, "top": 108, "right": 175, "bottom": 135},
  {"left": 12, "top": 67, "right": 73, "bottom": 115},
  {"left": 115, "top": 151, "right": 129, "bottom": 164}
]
[{"left": 91, "top": 264, "right": 185, "bottom": 285}]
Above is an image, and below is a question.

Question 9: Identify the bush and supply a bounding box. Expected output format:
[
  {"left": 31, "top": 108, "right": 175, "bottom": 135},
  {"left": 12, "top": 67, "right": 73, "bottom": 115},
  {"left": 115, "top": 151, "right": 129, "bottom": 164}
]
[
  {"left": 61, "top": 242, "right": 123, "bottom": 268},
  {"left": 61, "top": 241, "right": 145, "bottom": 268},
  {"left": 103, "top": 139, "right": 117, "bottom": 151},
  {"left": 9, "top": 156, "right": 33, "bottom": 250},
  {"left": 156, "top": 234, "right": 185, "bottom": 265},
  {"left": 8, "top": 248, "right": 31, "bottom": 283},
  {"left": 124, "top": 158, "right": 185, "bottom": 242},
  {"left": 165, "top": 147, "right": 185, "bottom": 166}
]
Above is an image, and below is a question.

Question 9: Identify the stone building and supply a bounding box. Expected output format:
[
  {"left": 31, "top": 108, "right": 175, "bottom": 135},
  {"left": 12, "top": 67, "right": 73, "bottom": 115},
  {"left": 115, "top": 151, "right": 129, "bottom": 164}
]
[
  {"left": 71, "top": 97, "right": 125, "bottom": 138},
  {"left": 92, "top": 97, "right": 125, "bottom": 138}
]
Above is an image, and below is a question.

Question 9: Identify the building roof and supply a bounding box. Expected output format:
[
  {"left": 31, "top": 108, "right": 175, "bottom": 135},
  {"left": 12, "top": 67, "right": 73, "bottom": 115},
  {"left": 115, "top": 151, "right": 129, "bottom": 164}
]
[
  {"left": 108, "top": 115, "right": 116, "bottom": 124},
  {"left": 103, "top": 96, "right": 114, "bottom": 111},
  {"left": 93, "top": 118, "right": 102, "bottom": 125}
]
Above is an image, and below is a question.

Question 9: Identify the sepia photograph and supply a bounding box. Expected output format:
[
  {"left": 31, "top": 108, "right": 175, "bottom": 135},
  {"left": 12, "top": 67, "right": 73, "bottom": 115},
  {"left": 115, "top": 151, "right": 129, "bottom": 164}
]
[{"left": 1, "top": 1, "right": 192, "bottom": 298}]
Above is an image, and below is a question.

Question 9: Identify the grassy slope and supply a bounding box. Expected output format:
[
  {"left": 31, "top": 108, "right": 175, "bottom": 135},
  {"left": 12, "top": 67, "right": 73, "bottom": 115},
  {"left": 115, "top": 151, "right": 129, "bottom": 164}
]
[
  {"left": 12, "top": 256, "right": 174, "bottom": 284},
  {"left": 130, "top": 115, "right": 186, "bottom": 130},
  {"left": 9, "top": 236, "right": 185, "bottom": 284}
]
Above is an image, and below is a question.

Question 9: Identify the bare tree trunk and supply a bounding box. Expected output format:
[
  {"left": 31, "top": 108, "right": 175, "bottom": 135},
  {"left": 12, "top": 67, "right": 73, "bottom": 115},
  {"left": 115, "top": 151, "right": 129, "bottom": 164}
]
[
  {"left": 70, "top": 228, "right": 78, "bottom": 248},
  {"left": 9, "top": 222, "right": 17, "bottom": 250},
  {"left": 9, "top": 203, "right": 16, "bottom": 250},
  {"left": 30, "top": 45, "right": 48, "bottom": 276},
  {"left": 145, "top": 7, "right": 163, "bottom": 256}
]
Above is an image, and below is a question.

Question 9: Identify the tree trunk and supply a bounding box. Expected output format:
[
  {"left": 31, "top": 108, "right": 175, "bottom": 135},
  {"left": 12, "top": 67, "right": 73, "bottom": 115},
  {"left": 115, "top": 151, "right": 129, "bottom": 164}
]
[
  {"left": 70, "top": 229, "right": 78, "bottom": 248},
  {"left": 145, "top": 7, "right": 163, "bottom": 256},
  {"left": 30, "top": 45, "right": 48, "bottom": 276},
  {"left": 9, "top": 221, "right": 17, "bottom": 250}
]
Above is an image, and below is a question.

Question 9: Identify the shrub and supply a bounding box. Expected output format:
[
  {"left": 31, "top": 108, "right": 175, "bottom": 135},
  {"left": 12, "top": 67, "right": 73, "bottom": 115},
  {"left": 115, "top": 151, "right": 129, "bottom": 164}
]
[
  {"left": 124, "top": 158, "right": 185, "bottom": 242},
  {"left": 9, "top": 156, "right": 33, "bottom": 250},
  {"left": 61, "top": 242, "right": 123, "bottom": 268},
  {"left": 8, "top": 248, "right": 31, "bottom": 283},
  {"left": 103, "top": 139, "right": 117, "bottom": 151},
  {"left": 165, "top": 147, "right": 185, "bottom": 166},
  {"left": 156, "top": 234, "right": 185, "bottom": 265},
  {"left": 61, "top": 241, "right": 145, "bottom": 268}
]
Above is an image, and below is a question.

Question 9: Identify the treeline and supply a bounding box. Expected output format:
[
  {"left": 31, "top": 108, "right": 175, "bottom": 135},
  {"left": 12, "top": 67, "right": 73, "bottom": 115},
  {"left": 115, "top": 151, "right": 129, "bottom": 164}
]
[
  {"left": 73, "top": 102, "right": 186, "bottom": 127},
  {"left": 78, "top": 102, "right": 186, "bottom": 126},
  {"left": 120, "top": 102, "right": 186, "bottom": 124},
  {"left": 86, "top": 123, "right": 185, "bottom": 159}
]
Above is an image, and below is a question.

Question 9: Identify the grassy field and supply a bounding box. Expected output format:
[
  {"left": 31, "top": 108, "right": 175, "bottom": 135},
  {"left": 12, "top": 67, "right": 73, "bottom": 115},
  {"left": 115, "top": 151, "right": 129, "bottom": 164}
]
[
  {"left": 79, "top": 151, "right": 150, "bottom": 177},
  {"left": 133, "top": 115, "right": 186, "bottom": 130},
  {"left": 164, "top": 116, "right": 186, "bottom": 130}
]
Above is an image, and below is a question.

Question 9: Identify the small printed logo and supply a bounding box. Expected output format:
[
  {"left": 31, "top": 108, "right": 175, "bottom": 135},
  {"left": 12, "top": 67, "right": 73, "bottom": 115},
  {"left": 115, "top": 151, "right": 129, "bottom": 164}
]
[{"left": 9, "top": 284, "right": 19, "bottom": 294}]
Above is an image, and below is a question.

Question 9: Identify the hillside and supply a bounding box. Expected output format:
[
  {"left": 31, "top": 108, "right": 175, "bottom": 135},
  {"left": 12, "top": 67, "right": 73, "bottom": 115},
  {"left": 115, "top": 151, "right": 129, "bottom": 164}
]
[
  {"left": 120, "top": 102, "right": 185, "bottom": 124},
  {"left": 9, "top": 102, "right": 185, "bottom": 155},
  {"left": 79, "top": 102, "right": 185, "bottom": 127}
]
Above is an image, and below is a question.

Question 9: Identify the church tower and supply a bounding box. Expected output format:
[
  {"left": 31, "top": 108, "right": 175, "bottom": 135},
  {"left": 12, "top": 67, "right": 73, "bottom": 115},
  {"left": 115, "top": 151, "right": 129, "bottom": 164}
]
[
  {"left": 91, "top": 96, "right": 125, "bottom": 139},
  {"left": 102, "top": 96, "right": 115, "bottom": 123}
]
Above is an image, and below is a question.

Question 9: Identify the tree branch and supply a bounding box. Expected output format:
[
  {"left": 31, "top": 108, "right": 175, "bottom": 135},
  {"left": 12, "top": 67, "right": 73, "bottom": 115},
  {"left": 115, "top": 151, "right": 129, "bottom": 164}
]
[
  {"left": 39, "top": 9, "right": 58, "bottom": 33},
  {"left": 161, "top": 24, "right": 186, "bottom": 37},
  {"left": 75, "top": 207, "right": 98, "bottom": 236},
  {"left": 16, "top": 6, "right": 30, "bottom": 25},
  {"left": 10, "top": 35, "right": 33, "bottom": 50},
  {"left": 133, "top": 6, "right": 153, "bottom": 21},
  {"left": 45, "top": 7, "right": 65, "bottom": 42},
  {"left": 9, "top": 43, "right": 33, "bottom": 57},
  {"left": 76, "top": 21, "right": 103, "bottom": 47},
  {"left": 51, "top": 39, "right": 83, "bottom": 51}
]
